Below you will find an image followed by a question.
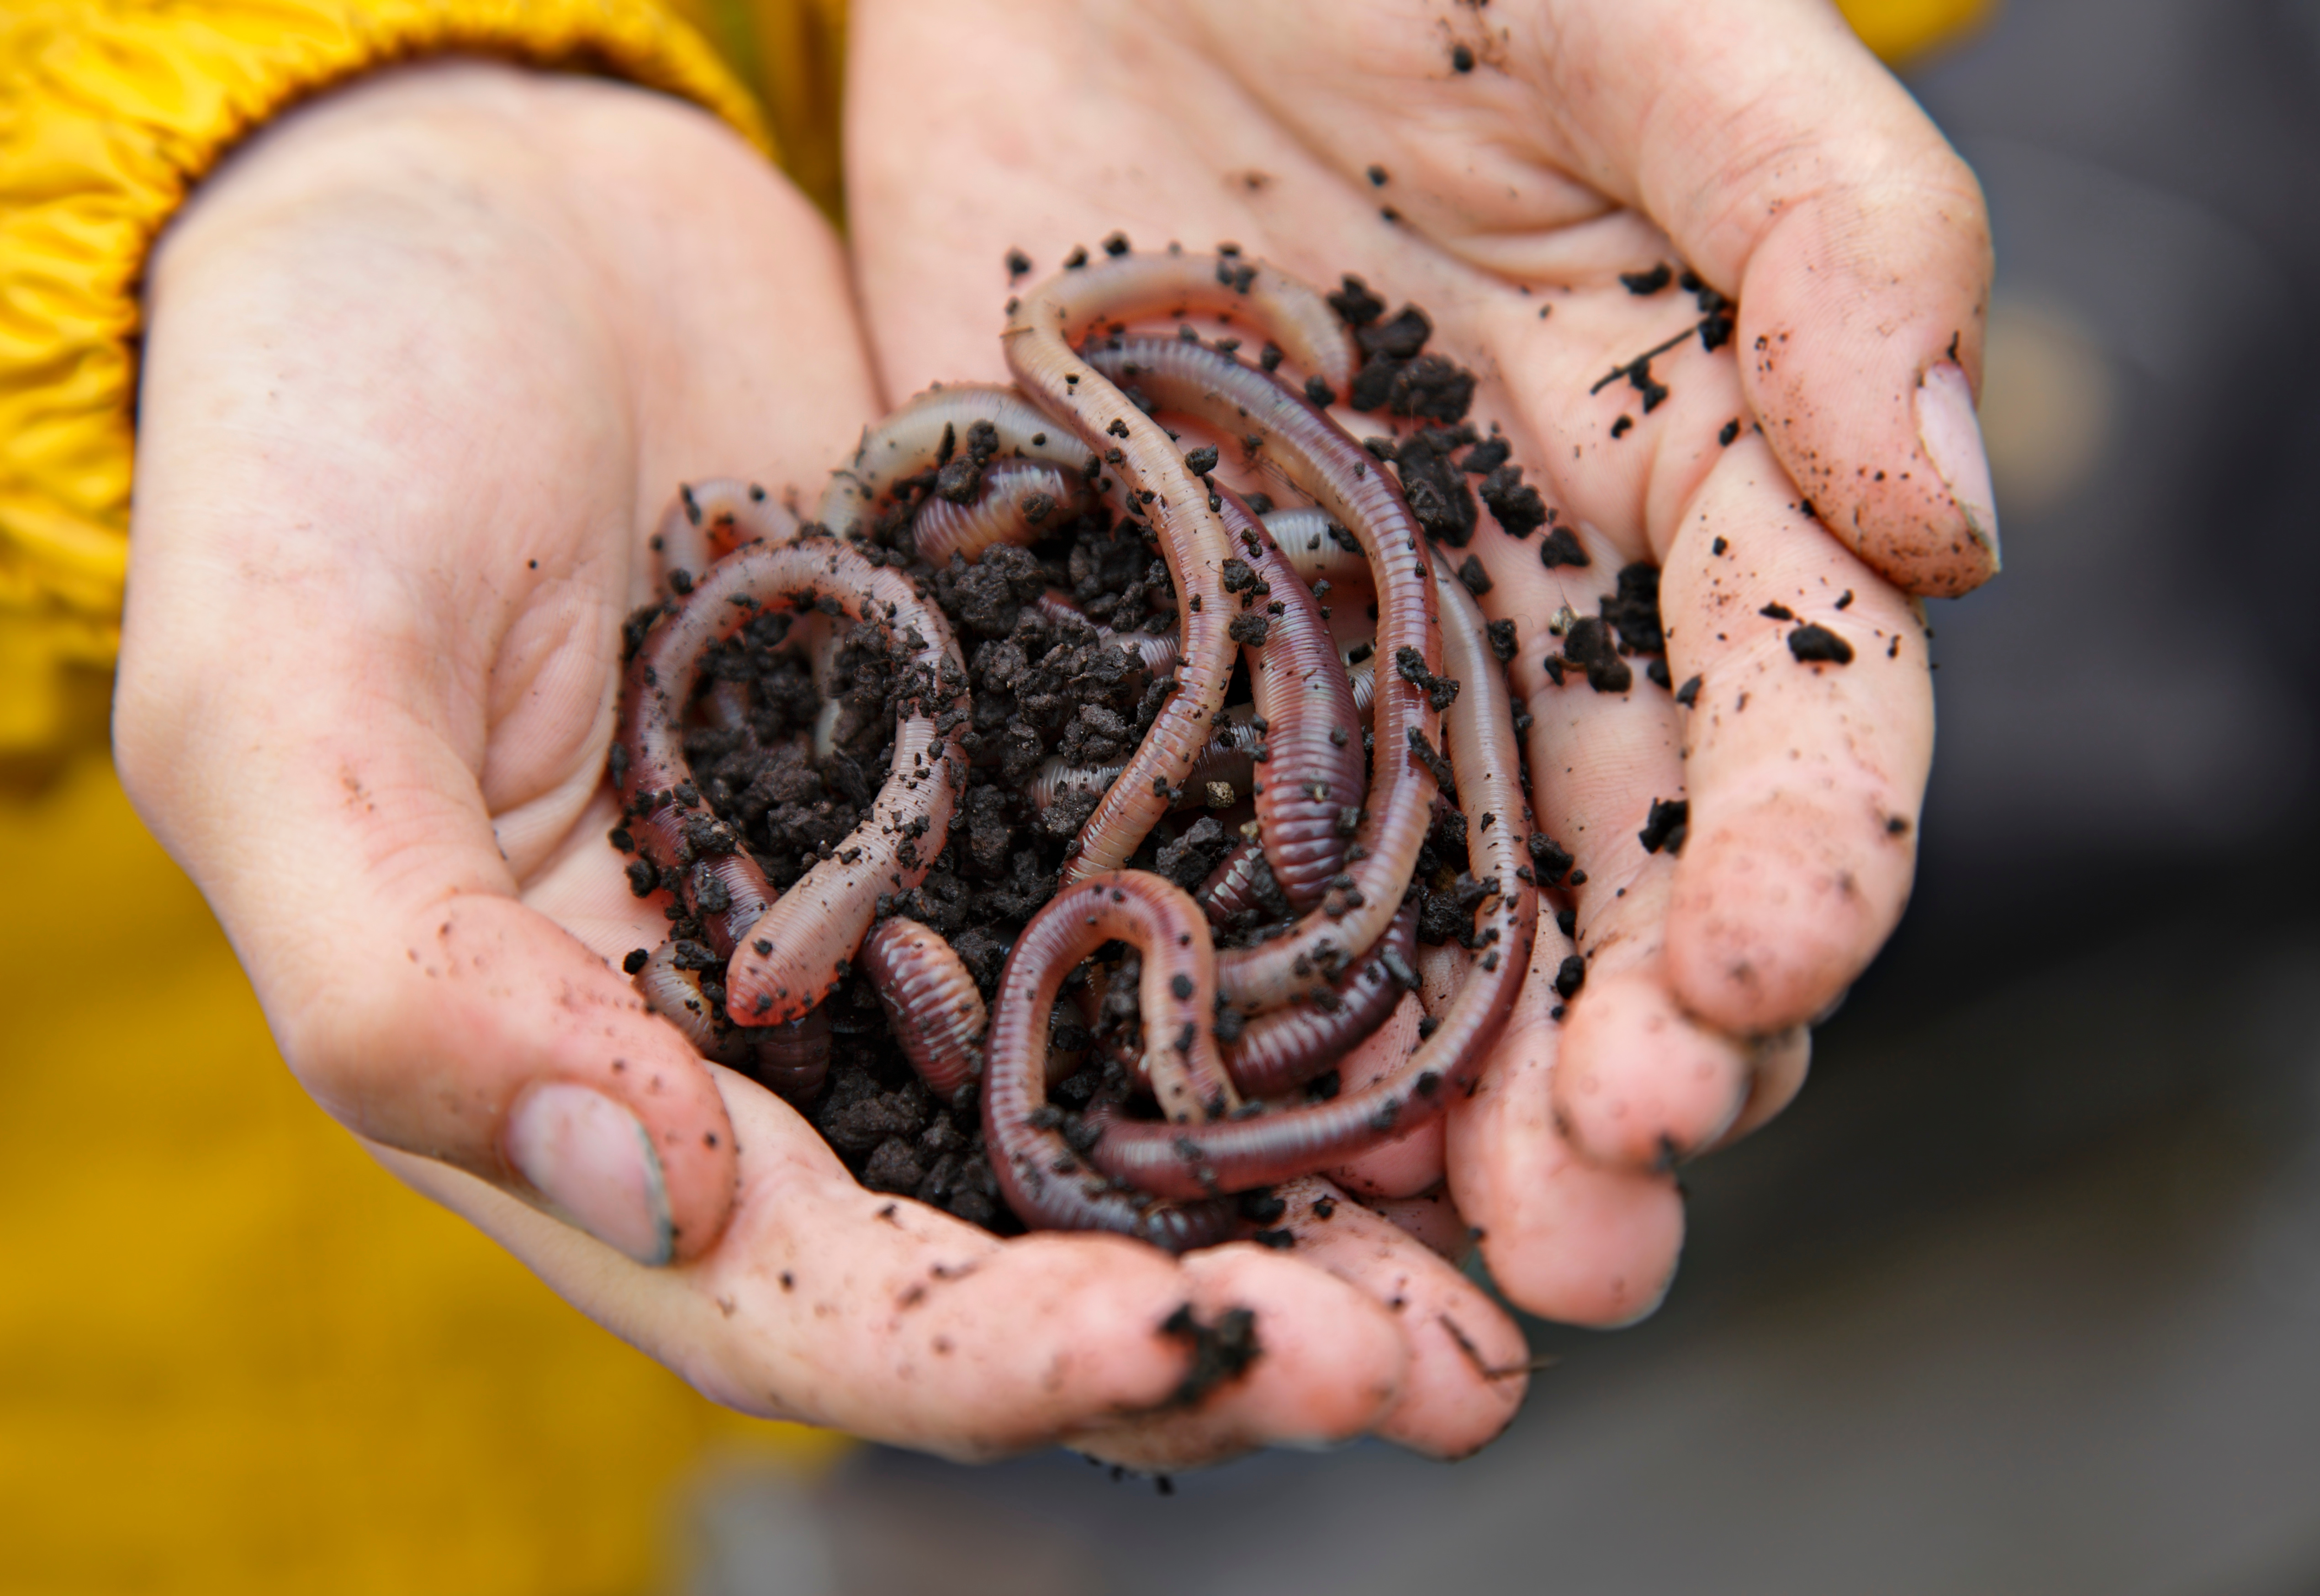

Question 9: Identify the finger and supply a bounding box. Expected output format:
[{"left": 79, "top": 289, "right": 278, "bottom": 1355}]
[
  {"left": 1277, "top": 1177, "right": 1528, "bottom": 1460},
  {"left": 1358, "top": 1187, "right": 1473, "bottom": 1262},
  {"left": 1325, "top": 992, "right": 1449, "bottom": 1198},
  {"left": 1066, "top": 1245, "right": 1409, "bottom": 1470},
  {"left": 1446, "top": 902, "right": 1685, "bottom": 1327},
  {"left": 1476, "top": 521, "right": 1755, "bottom": 1167},
  {"left": 1532, "top": 0, "right": 1998, "bottom": 593},
  {"left": 378, "top": 1068, "right": 1408, "bottom": 1464},
  {"left": 1659, "top": 438, "right": 1934, "bottom": 1033},
  {"left": 1708, "top": 1026, "right": 1811, "bottom": 1151}
]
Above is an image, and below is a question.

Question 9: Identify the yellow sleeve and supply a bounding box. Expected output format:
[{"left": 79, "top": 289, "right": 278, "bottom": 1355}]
[
  {"left": 1836, "top": 0, "right": 1999, "bottom": 64},
  {"left": 0, "top": 0, "right": 775, "bottom": 768}
]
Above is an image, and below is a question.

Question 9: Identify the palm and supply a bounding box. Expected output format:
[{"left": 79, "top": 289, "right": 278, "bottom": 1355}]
[{"left": 849, "top": 0, "right": 1972, "bottom": 1321}]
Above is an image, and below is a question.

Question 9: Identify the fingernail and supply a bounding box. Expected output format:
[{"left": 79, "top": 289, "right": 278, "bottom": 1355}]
[
  {"left": 506, "top": 1084, "right": 673, "bottom": 1265},
  {"left": 1916, "top": 361, "right": 2001, "bottom": 569}
]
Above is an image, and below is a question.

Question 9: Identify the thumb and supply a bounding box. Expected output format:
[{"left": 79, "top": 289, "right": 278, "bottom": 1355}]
[
  {"left": 123, "top": 685, "right": 740, "bottom": 1266},
  {"left": 1542, "top": 0, "right": 1998, "bottom": 594}
]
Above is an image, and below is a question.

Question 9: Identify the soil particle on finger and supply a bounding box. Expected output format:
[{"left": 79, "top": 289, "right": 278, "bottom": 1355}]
[
  {"left": 1160, "top": 1303, "right": 1262, "bottom": 1407},
  {"left": 1789, "top": 624, "right": 1855, "bottom": 664},
  {"left": 1638, "top": 797, "right": 1689, "bottom": 856}
]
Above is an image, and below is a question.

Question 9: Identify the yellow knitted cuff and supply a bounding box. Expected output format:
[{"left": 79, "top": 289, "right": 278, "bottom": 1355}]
[{"left": 0, "top": 0, "right": 770, "bottom": 761}]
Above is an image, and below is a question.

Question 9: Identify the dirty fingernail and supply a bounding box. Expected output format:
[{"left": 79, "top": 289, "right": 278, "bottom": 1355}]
[
  {"left": 506, "top": 1083, "right": 673, "bottom": 1265},
  {"left": 1916, "top": 361, "right": 2001, "bottom": 569}
]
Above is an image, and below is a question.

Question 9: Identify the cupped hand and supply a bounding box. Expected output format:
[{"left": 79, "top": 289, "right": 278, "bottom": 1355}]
[
  {"left": 116, "top": 61, "right": 1520, "bottom": 1464},
  {"left": 845, "top": 0, "right": 1982, "bottom": 1323}
]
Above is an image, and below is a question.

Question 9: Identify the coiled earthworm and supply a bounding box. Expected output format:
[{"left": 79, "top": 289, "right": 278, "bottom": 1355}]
[
  {"left": 1073, "top": 556, "right": 1533, "bottom": 1199},
  {"left": 650, "top": 477, "right": 796, "bottom": 595},
  {"left": 1213, "top": 488, "right": 1364, "bottom": 910},
  {"left": 633, "top": 940, "right": 831, "bottom": 1099},
  {"left": 617, "top": 535, "right": 970, "bottom": 1026},
  {"left": 981, "top": 872, "right": 1241, "bottom": 1250},
  {"left": 1005, "top": 252, "right": 1355, "bottom": 884},
  {"left": 857, "top": 916, "right": 988, "bottom": 1102},
  {"left": 913, "top": 458, "right": 1090, "bottom": 568},
  {"left": 1032, "top": 590, "right": 1182, "bottom": 679},
  {"left": 1223, "top": 903, "right": 1418, "bottom": 1097},
  {"left": 816, "top": 384, "right": 1087, "bottom": 540},
  {"left": 1080, "top": 336, "right": 1441, "bottom": 1012}
]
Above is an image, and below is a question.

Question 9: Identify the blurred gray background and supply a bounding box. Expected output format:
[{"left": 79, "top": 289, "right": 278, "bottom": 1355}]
[{"left": 684, "top": 0, "right": 2320, "bottom": 1587}]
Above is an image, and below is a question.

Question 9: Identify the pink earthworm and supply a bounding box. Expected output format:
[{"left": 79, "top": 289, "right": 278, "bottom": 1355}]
[
  {"left": 650, "top": 477, "right": 796, "bottom": 595},
  {"left": 632, "top": 941, "right": 831, "bottom": 1100},
  {"left": 1027, "top": 717, "right": 1263, "bottom": 815},
  {"left": 912, "top": 458, "right": 1090, "bottom": 568},
  {"left": 616, "top": 535, "right": 970, "bottom": 1027},
  {"left": 1260, "top": 506, "right": 1365, "bottom": 589},
  {"left": 1032, "top": 590, "right": 1182, "bottom": 678},
  {"left": 1415, "top": 939, "right": 1475, "bottom": 1021},
  {"left": 857, "top": 916, "right": 988, "bottom": 1103},
  {"left": 1195, "top": 838, "right": 1277, "bottom": 927},
  {"left": 1222, "top": 903, "right": 1418, "bottom": 1098},
  {"left": 981, "top": 872, "right": 1242, "bottom": 1249},
  {"left": 1075, "top": 556, "right": 1533, "bottom": 1199},
  {"left": 1081, "top": 336, "right": 1442, "bottom": 1012},
  {"left": 1004, "top": 252, "right": 1354, "bottom": 885},
  {"left": 1268, "top": 505, "right": 1385, "bottom": 718},
  {"left": 816, "top": 385, "right": 1085, "bottom": 541},
  {"left": 1213, "top": 488, "right": 1364, "bottom": 911}
]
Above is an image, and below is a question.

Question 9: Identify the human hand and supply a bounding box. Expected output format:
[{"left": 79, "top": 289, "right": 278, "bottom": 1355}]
[
  {"left": 845, "top": 0, "right": 1981, "bottom": 1322},
  {"left": 116, "top": 60, "right": 1520, "bottom": 1462}
]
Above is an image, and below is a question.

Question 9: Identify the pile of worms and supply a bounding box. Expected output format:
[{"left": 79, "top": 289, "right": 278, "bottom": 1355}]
[{"left": 611, "top": 248, "right": 1560, "bottom": 1250}]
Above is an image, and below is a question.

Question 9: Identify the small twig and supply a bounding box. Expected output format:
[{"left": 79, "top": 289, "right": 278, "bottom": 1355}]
[{"left": 1439, "top": 1314, "right": 1557, "bottom": 1382}]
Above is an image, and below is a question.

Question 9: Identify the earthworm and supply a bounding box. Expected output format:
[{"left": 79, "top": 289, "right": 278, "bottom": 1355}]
[
  {"left": 817, "top": 384, "right": 1086, "bottom": 541},
  {"left": 650, "top": 477, "right": 794, "bottom": 595},
  {"left": 1005, "top": 252, "right": 1354, "bottom": 884},
  {"left": 1196, "top": 838, "right": 1283, "bottom": 927},
  {"left": 1032, "top": 590, "right": 1182, "bottom": 678},
  {"left": 632, "top": 940, "right": 830, "bottom": 1099},
  {"left": 913, "top": 458, "right": 1090, "bottom": 568},
  {"left": 1266, "top": 510, "right": 1384, "bottom": 718},
  {"left": 1074, "top": 556, "right": 1533, "bottom": 1199},
  {"left": 1415, "top": 939, "right": 1474, "bottom": 1021},
  {"left": 1027, "top": 717, "right": 1262, "bottom": 815},
  {"left": 1213, "top": 487, "right": 1364, "bottom": 911},
  {"left": 980, "top": 872, "right": 1241, "bottom": 1249},
  {"left": 1080, "top": 336, "right": 1441, "bottom": 1011},
  {"left": 857, "top": 916, "right": 988, "bottom": 1102},
  {"left": 618, "top": 535, "right": 970, "bottom": 1026},
  {"left": 1222, "top": 903, "right": 1418, "bottom": 1097},
  {"left": 1262, "top": 506, "right": 1366, "bottom": 590}
]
